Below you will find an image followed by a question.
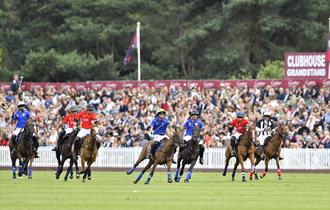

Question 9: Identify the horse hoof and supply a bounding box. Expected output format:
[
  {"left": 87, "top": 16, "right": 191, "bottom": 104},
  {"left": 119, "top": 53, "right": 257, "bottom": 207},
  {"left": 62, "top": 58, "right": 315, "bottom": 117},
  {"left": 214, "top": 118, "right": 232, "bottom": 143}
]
[
  {"left": 88, "top": 177, "right": 92, "bottom": 180},
  {"left": 222, "top": 173, "right": 226, "bottom": 176},
  {"left": 133, "top": 180, "right": 138, "bottom": 184},
  {"left": 64, "top": 177, "right": 68, "bottom": 182},
  {"left": 184, "top": 179, "right": 189, "bottom": 183},
  {"left": 18, "top": 173, "right": 22, "bottom": 177},
  {"left": 144, "top": 182, "right": 150, "bottom": 185},
  {"left": 28, "top": 176, "right": 32, "bottom": 180},
  {"left": 168, "top": 179, "right": 173, "bottom": 183},
  {"left": 174, "top": 177, "right": 180, "bottom": 182},
  {"left": 242, "top": 179, "right": 246, "bottom": 182},
  {"left": 278, "top": 177, "right": 282, "bottom": 180},
  {"left": 82, "top": 179, "right": 86, "bottom": 183},
  {"left": 254, "top": 175, "right": 259, "bottom": 180},
  {"left": 260, "top": 175, "right": 264, "bottom": 179},
  {"left": 232, "top": 178, "right": 235, "bottom": 181},
  {"left": 76, "top": 175, "right": 80, "bottom": 179},
  {"left": 69, "top": 176, "right": 73, "bottom": 179},
  {"left": 12, "top": 176, "right": 16, "bottom": 179}
]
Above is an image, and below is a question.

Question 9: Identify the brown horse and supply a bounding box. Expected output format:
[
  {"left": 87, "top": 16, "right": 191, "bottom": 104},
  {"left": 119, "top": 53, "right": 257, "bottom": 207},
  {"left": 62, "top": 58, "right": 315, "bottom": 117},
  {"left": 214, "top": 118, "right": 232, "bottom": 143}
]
[
  {"left": 223, "top": 123, "right": 258, "bottom": 182},
  {"left": 255, "top": 124, "right": 289, "bottom": 180},
  {"left": 9, "top": 120, "right": 36, "bottom": 179},
  {"left": 132, "top": 127, "right": 182, "bottom": 184},
  {"left": 77, "top": 127, "right": 98, "bottom": 182}
]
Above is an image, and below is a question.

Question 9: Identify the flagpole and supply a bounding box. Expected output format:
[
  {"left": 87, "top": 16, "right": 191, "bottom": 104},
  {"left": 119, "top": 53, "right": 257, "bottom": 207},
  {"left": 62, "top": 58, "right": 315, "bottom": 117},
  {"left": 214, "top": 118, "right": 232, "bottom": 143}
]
[
  {"left": 137, "top": 21, "right": 141, "bottom": 81},
  {"left": 328, "top": 18, "right": 330, "bottom": 79}
]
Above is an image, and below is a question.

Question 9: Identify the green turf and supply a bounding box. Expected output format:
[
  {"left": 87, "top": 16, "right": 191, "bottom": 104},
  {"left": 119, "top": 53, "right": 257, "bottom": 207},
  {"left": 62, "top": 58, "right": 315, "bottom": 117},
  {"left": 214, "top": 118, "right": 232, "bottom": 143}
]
[{"left": 0, "top": 170, "right": 329, "bottom": 210}]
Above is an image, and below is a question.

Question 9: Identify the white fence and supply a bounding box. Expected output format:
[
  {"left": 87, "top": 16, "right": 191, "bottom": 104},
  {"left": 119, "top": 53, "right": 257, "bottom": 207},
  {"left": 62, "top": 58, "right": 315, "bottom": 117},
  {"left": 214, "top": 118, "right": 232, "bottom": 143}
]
[{"left": 0, "top": 146, "right": 329, "bottom": 170}]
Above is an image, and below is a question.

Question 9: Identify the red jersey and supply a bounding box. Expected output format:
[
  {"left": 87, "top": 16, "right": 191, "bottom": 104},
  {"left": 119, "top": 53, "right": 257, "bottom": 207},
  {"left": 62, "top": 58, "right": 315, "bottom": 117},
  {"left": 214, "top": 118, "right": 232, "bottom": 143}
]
[
  {"left": 76, "top": 111, "right": 96, "bottom": 129},
  {"left": 63, "top": 113, "right": 77, "bottom": 128},
  {"left": 231, "top": 118, "right": 249, "bottom": 134}
]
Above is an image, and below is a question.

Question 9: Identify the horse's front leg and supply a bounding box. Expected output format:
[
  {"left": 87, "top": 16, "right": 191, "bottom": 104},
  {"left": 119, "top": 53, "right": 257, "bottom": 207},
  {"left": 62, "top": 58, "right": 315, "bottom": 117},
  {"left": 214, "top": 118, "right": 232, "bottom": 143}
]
[
  {"left": 144, "top": 161, "right": 159, "bottom": 185},
  {"left": 223, "top": 149, "right": 231, "bottom": 176},
  {"left": 64, "top": 158, "right": 73, "bottom": 181},
  {"left": 261, "top": 157, "right": 270, "bottom": 179},
  {"left": 174, "top": 157, "right": 182, "bottom": 182},
  {"left": 184, "top": 159, "right": 197, "bottom": 183},
  {"left": 11, "top": 153, "right": 17, "bottom": 179},
  {"left": 28, "top": 157, "right": 34, "bottom": 179},
  {"left": 134, "top": 159, "right": 154, "bottom": 184},
  {"left": 275, "top": 156, "right": 282, "bottom": 180},
  {"left": 248, "top": 152, "right": 257, "bottom": 181},
  {"left": 166, "top": 159, "right": 173, "bottom": 183},
  {"left": 127, "top": 145, "right": 148, "bottom": 175},
  {"left": 231, "top": 159, "right": 239, "bottom": 181},
  {"left": 78, "top": 157, "right": 86, "bottom": 175},
  {"left": 238, "top": 153, "right": 246, "bottom": 182}
]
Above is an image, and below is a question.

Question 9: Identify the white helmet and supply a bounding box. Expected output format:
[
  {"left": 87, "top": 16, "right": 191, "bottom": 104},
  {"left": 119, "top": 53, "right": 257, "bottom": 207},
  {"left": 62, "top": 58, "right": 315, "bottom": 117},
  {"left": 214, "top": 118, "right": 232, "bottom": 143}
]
[
  {"left": 263, "top": 111, "right": 271, "bottom": 117},
  {"left": 17, "top": 101, "right": 26, "bottom": 107}
]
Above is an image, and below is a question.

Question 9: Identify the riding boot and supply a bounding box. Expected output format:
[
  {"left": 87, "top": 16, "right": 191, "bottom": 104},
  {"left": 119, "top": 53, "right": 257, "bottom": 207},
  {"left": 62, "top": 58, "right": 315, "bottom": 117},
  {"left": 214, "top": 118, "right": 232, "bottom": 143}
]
[
  {"left": 230, "top": 137, "right": 237, "bottom": 157},
  {"left": 259, "top": 145, "right": 265, "bottom": 160},
  {"left": 10, "top": 135, "right": 17, "bottom": 155},
  {"left": 199, "top": 144, "right": 205, "bottom": 165},
  {"left": 150, "top": 141, "right": 161, "bottom": 155},
  {"left": 32, "top": 136, "right": 39, "bottom": 158}
]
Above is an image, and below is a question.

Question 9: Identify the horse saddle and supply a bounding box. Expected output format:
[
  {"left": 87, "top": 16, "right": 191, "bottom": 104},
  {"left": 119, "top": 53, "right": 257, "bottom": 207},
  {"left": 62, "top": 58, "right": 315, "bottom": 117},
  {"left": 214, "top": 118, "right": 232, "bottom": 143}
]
[{"left": 264, "top": 136, "right": 272, "bottom": 146}]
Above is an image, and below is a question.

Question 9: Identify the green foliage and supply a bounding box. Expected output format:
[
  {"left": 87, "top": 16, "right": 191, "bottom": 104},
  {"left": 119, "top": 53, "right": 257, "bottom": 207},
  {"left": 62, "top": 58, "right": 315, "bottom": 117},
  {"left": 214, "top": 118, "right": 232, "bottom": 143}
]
[
  {"left": 0, "top": 0, "right": 329, "bottom": 81},
  {"left": 257, "top": 60, "right": 285, "bottom": 79}
]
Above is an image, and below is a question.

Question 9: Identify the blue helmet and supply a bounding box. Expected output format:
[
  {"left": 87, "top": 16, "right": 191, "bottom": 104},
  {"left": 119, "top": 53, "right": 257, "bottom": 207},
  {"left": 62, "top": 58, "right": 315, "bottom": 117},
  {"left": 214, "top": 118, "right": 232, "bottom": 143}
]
[{"left": 236, "top": 112, "right": 245, "bottom": 118}]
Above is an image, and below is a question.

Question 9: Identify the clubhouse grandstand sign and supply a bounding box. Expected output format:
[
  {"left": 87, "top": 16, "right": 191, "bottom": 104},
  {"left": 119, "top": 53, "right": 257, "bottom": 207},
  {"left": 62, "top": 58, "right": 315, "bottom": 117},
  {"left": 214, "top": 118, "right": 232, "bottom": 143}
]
[
  {"left": 285, "top": 52, "right": 328, "bottom": 78},
  {"left": 1, "top": 79, "right": 330, "bottom": 92}
]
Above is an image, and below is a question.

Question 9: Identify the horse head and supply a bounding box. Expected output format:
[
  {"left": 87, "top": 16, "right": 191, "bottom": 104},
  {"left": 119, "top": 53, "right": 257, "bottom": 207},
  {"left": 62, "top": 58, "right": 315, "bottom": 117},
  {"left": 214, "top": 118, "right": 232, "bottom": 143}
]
[
  {"left": 192, "top": 123, "right": 201, "bottom": 142},
  {"left": 24, "top": 119, "right": 35, "bottom": 136},
  {"left": 170, "top": 124, "right": 184, "bottom": 146},
  {"left": 241, "top": 122, "right": 256, "bottom": 145},
  {"left": 276, "top": 123, "right": 289, "bottom": 144}
]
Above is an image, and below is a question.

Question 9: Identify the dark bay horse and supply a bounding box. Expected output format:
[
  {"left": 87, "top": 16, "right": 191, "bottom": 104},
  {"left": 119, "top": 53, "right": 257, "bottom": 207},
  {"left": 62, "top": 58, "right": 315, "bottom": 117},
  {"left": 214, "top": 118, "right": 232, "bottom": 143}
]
[
  {"left": 174, "top": 124, "right": 200, "bottom": 183},
  {"left": 55, "top": 128, "right": 79, "bottom": 181},
  {"left": 9, "top": 120, "right": 36, "bottom": 179},
  {"left": 78, "top": 127, "right": 98, "bottom": 182},
  {"left": 223, "top": 123, "right": 258, "bottom": 182},
  {"left": 255, "top": 124, "right": 289, "bottom": 180},
  {"left": 132, "top": 128, "right": 182, "bottom": 184}
]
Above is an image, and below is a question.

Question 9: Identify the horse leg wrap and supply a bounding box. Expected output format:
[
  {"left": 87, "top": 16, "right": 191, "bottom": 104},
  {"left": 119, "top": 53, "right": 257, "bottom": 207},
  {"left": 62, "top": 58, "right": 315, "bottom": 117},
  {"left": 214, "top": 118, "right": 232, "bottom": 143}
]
[
  {"left": 127, "top": 166, "right": 136, "bottom": 174},
  {"left": 146, "top": 174, "right": 153, "bottom": 183},
  {"left": 136, "top": 172, "right": 144, "bottom": 182},
  {"left": 12, "top": 167, "right": 16, "bottom": 176},
  {"left": 167, "top": 172, "right": 172, "bottom": 180},
  {"left": 28, "top": 167, "right": 32, "bottom": 177},
  {"left": 277, "top": 169, "right": 281, "bottom": 177},
  {"left": 186, "top": 171, "right": 192, "bottom": 180},
  {"left": 175, "top": 169, "right": 180, "bottom": 178}
]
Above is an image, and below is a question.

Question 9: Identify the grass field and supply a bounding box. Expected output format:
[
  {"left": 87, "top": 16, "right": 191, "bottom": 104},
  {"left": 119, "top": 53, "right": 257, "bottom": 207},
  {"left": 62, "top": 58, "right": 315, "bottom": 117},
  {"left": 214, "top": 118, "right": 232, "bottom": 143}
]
[{"left": 0, "top": 170, "right": 329, "bottom": 210}]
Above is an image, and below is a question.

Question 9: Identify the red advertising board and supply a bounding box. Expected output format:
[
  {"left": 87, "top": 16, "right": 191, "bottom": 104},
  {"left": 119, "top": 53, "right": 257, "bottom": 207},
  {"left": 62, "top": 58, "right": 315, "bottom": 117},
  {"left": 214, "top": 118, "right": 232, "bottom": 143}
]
[
  {"left": 285, "top": 52, "right": 328, "bottom": 79},
  {"left": 1, "top": 79, "right": 329, "bottom": 92}
]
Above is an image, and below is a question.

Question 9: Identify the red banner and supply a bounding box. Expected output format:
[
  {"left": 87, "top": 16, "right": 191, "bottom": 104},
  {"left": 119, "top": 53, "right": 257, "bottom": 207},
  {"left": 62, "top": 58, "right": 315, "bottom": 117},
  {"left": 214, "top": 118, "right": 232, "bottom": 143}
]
[{"left": 1, "top": 79, "right": 330, "bottom": 92}]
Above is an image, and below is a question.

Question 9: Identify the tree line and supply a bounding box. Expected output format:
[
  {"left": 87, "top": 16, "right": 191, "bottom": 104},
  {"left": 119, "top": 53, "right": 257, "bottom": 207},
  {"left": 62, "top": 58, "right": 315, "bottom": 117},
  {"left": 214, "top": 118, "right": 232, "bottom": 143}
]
[{"left": 0, "top": 0, "right": 329, "bottom": 82}]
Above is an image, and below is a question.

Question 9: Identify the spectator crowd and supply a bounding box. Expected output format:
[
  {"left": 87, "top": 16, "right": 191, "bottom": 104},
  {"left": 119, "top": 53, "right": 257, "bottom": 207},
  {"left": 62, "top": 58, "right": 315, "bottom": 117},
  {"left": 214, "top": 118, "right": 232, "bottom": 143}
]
[{"left": 1, "top": 81, "right": 330, "bottom": 149}]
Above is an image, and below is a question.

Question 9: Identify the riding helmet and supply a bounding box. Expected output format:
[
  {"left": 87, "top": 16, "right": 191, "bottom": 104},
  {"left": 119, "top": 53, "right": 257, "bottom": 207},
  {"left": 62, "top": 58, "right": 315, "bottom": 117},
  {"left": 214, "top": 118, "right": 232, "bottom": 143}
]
[
  {"left": 236, "top": 111, "right": 245, "bottom": 118},
  {"left": 156, "top": 108, "right": 166, "bottom": 115},
  {"left": 263, "top": 111, "right": 271, "bottom": 117},
  {"left": 87, "top": 104, "right": 94, "bottom": 111},
  {"left": 190, "top": 109, "right": 199, "bottom": 116},
  {"left": 17, "top": 101, "right": 26, "bottom": 107}
]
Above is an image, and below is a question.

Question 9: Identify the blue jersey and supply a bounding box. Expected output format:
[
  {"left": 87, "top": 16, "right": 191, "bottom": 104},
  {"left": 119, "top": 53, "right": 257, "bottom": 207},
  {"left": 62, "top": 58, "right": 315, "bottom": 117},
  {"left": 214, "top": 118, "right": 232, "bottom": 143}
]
[
  {"left": 183, "top": 118, "right": 204, "bottom": 136},
  {"left": 149, "top": 117, "right": 170, "bottom": 135},
  {"left": 12, "top": 109, "right": 31, "bottom": 128}
]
